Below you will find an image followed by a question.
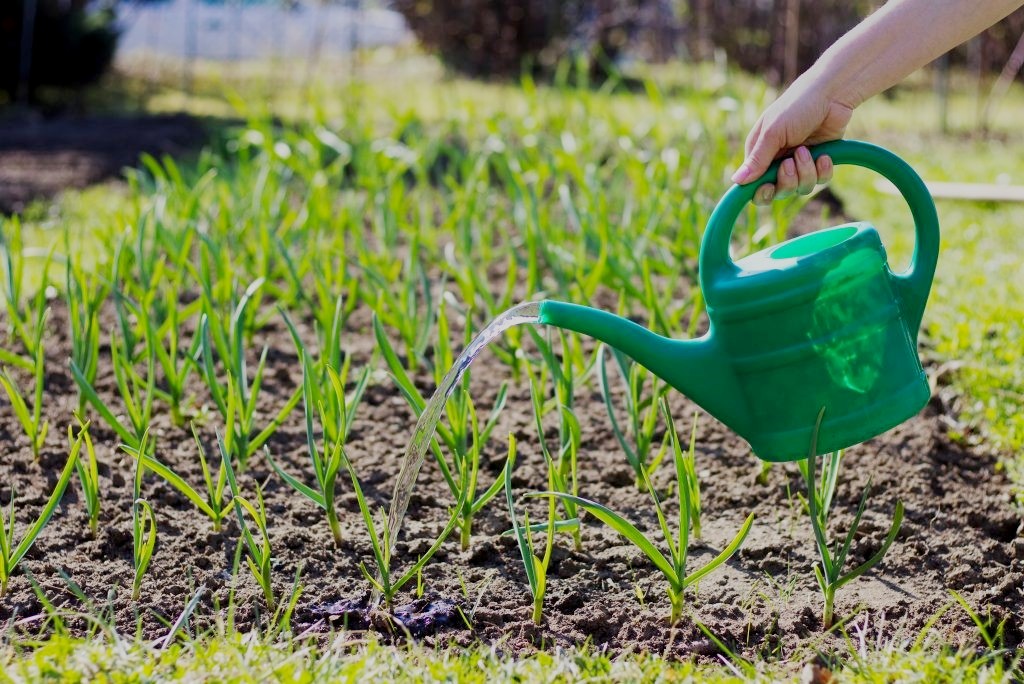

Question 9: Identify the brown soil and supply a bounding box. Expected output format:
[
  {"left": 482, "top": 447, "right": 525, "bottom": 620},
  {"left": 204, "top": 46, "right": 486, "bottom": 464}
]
[
  {"left": 1, "top": 294, "right": 1021, "bottom": 662},
  {"left": 0, "top": 113, "right": 208, "bottom": 214}
]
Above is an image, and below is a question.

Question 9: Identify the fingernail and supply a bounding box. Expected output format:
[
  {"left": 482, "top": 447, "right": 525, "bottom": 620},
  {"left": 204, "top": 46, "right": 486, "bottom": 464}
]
[
  {"left": 797, "top": 146, "right": 812, "bottom": 163},
  {"left": 758, "top": 186, "right": 774, "bottom": 203},
  {"left": 781, "top": 159, "right": 796, "bottom": 177},
  {"left": 732, "top": 163, "right": 751, "bottom": 184}
]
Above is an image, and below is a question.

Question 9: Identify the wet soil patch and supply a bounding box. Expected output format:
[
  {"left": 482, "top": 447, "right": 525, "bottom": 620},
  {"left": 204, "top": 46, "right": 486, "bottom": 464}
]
[
  {"left": 0, "top": 113, "right": 209, "bottom": 214},
  {"left": 0, "top": 300, "right": 1021, "bottom": 662}
]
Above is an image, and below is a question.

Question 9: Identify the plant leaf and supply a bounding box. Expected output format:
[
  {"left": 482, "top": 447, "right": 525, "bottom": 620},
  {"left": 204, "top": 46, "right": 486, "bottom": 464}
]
[
  {"left": 10, "top": 444, "right": 81, "bottom": 567},
  {"left": 536, "top": 491, "right": 678, "bottom": 588}
]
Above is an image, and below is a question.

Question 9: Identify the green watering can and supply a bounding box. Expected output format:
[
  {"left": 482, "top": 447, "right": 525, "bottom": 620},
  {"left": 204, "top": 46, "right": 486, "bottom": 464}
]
[{"left": 539, "top": 140, "right": 940, "bottom": 462}]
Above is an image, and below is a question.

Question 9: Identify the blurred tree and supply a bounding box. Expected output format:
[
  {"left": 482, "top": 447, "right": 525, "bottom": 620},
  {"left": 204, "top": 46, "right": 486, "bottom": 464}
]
[
  {"left": 0, "top": 0, "right": 120, "bottom": 104},
  {"left": 391, "top": 0, "right": 653, "bottom": 79},
  {"left": 686, "top": 0, "right": 874, "bottom": 85}
]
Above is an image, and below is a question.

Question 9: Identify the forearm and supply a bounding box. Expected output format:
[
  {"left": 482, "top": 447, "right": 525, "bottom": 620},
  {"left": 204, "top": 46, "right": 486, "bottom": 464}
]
[{"left": 809, "top": 0, "right": 1023, "bottom": 108}]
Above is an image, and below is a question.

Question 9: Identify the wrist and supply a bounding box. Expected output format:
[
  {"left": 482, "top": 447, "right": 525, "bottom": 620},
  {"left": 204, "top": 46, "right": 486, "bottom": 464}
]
[{"left": 808, "top": 48, "right": 866, "bottom": 111}]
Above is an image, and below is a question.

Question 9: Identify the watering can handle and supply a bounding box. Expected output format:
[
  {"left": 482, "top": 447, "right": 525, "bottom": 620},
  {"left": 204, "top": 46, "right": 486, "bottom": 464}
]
[{"left": 699, "top": 139, "right": 940, "bottom": 332}]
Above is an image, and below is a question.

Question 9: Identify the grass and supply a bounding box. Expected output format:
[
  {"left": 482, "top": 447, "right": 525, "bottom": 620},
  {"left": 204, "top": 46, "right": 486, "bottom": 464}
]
[
  {"left": 1, "top": 50, "right": 1023, "bottom": 681},
  {"left": 0, "top": 619, "right": 1018, "bottom": 683}
]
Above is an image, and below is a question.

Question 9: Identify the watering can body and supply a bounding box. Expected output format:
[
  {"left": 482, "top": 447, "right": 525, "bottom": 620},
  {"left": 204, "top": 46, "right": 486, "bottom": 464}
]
[{"left": 539, "top": 140, "right": 940, "bottom": 462}]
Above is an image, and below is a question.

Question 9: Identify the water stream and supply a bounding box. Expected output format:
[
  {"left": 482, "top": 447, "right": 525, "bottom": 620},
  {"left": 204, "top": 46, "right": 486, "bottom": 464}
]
[{"left": 380, "top": 301, "right": 542, "bottom": 591}]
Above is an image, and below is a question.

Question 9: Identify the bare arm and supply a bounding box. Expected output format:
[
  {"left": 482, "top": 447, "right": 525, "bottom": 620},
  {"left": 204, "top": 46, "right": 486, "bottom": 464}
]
[{"left": 733, "top": 0, "right": 1024, "bottom": 204}]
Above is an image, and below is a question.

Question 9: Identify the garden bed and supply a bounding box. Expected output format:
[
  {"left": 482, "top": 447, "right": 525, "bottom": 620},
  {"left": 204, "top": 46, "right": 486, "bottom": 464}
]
[{"left": 1, "top": 300, "right": 1021, "bottom": 660}]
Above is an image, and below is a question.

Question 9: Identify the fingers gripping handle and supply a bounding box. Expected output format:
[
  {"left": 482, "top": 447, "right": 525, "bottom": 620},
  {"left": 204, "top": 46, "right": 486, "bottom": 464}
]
[{"left": 699, "top": 140, "right": 940, "bottom": 331}]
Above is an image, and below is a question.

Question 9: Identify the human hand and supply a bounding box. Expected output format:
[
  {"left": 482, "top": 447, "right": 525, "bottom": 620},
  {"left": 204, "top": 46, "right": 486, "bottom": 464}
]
[{"left": 731, "top": 76, "right": 855, "bottom": 205}]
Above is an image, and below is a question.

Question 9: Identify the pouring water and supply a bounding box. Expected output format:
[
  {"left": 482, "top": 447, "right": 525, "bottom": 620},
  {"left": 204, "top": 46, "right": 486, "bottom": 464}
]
[{"left": 373, "top": 301, "right": 541, "bottom": 607}]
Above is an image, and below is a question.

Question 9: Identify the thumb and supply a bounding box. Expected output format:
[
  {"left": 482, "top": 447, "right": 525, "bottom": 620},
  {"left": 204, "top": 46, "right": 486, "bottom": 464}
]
[{"left": 732, "top": 125, "right": 784, "bottom": 185}]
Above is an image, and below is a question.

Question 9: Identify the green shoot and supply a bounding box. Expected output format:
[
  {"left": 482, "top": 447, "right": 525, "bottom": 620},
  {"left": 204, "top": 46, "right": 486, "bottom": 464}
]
[
  {"left": 0, "top": 428, "right": 81, "bottom": 597},
  {"left": 374, "top": 307, "right": 508, "bottom": 550},
  {"left": 127, "top": 430, "right": 157, "bottom": 601},
  {"left": 128, "top": 425, "right": 233, "bottom": 532},
  {"left": 950, "top": 589, "right": 1008, "bottom": 654},
  {"left": 65, "top": 250, "right": 108, "bottom": 414},
  {"left": 71, "top": 419, "right": 100, "bottom": 538},
  {"left": 267, "top": 355, "right": 367, "bottom": 547},
  {"left": 365, "top": 238, "right": 435, "bottom": 371},
  {"left": 222, "top": 434, "right": 277, "bottom": 612},
  {"left": 798, "top": 408, "right": 904, "bottom": 629},
  {"left": 280, "top": 306, "right": 368, "bottom": 451},
  {"left": 144, "top": 288, "right": 200, "bottom": 427},
  {"left": 661, "top": 400, "right": 702, "bottom": 539},
  {"left": 0, "top": 333, "right": 49, "bottom": 460},
  {"left": 0, "top": 219, "right": 54, "bottom": 366},
  {"left": 524, "top": 329, "right": 584, "bottom": 550},
  {"left": 197, "top": 281, "right": 303, "bottom": 467},
  {"left": 504, "top": 434, "right": 556, "bottom": 624},
  {"left": 599, "top": 344, "right": 670, "bottom": 490},
  {"left": 538, "top": 412, "right": 754, "bottom": 622},
  {"left": 347, "top": 446, "right": 468, "bottom": 610},
  {"left": 236, "top": 488, "right": 276, "bottom": 613},
  {"left": 71, "top": 326, "right": 156, "bottom": 452}
]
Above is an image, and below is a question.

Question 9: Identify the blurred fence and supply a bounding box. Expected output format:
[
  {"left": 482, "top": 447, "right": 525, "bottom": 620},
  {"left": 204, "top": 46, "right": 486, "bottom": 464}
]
[
  {"left": 7, "top": 0, "right": 1019, "bottom": 131},
  {"left": 116, "top": 0, "right": 408, "bottom": 62},
  {"left": 112, "top": 1, "right": 1024, "bottom": 86}
]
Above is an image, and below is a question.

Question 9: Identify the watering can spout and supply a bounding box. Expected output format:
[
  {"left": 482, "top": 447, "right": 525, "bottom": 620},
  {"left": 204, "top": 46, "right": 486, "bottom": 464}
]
[{"left": 538, "top": 300, "right": 748, "bottom": 436}]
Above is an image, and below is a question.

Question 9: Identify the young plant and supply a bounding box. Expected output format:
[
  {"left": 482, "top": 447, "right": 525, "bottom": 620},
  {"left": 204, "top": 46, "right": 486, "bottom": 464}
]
[
  {"left": 280, "top": 306, "right": 369, "bottom": 456},
  {"left": 0, "top": 430, "right": 81, "bottom": 597},
  {"left": 524, "top": 327, "right": 588, "bottom": 550},
  {"left": 347, "top": 446, "right": 467, "bottom": 610},
  {"left": 799, "top": 410, "right": 904, "bottom": 629},
  {"left": 0, "top": 333, "right": 49, "bottom": 460},
  {"left": 600, "top": 343, "right": 670, "bottom": 490},
  {"left": 128, "top": 425, "right": 234, "bottom": 532},
  {"left": 144, "top": 288, "right": 200, "bottom": 427},
  {"left": 267, "top": 355, "right": 367, "bottom": 547},
  {"left": 0, "top": 219, "right": 54, "bottom": 367},
  {"left": 198, "top": 280, "right": 302, "bottom": 467},
  {"left": 222, "top": 434, "right": 277, "bottom": 612},
  {"left": 363, "top": 239, "right": 436, "bottom": 372},
  {"left": 71, "top": 419, "right": 101, "bottom": 538},
  {"left": 374, "top": 305, "right": 509, "bottom": 550},
  {"left": 235, "top": 486, "right": 276, "bottom": 613},
  {"left": 541, "top": 415, "right": 754, "bottom": 623},
  {"left": 65, "top": 248, "right": 109, "bottom": 414},
  {"left": 71, "top": 325, "right": 156, "bottom": 453},
  {"left": 504, "top": 434, "right": 556, "bottom": 624},
  {"left": 124, "top": 431, "right": 157, "bottom": 601},
  {"left": 661, "top": 399, "right": 702, "bottom": 539}
]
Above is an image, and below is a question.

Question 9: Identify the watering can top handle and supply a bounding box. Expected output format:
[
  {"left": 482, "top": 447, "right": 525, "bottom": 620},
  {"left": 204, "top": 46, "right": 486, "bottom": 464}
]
[{"left": 698, "top": 139, "right": 940, "bottom": 329}]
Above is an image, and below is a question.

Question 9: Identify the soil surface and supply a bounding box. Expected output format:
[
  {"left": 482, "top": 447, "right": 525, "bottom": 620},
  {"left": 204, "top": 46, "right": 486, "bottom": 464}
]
[
  {"left": 1, "top": 291, "right": 1022, "bottom": 662},
  {"left": 0, "top": 113, "right": 209, "bottom": 214}
]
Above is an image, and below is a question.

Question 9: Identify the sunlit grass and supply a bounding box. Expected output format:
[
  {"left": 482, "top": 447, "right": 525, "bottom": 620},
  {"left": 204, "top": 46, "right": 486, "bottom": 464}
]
[{"left": 1, "top": 628, "right": 1019, "bottom": 683}]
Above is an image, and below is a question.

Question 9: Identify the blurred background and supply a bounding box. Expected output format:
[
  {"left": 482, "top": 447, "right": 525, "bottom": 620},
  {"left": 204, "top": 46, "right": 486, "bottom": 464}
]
[
  {"left": 5, "top": 1, "right": 1024, "bottom": 106},
  {"left": 3, "top": 0, "right": 1024, "bottom": 212}
]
